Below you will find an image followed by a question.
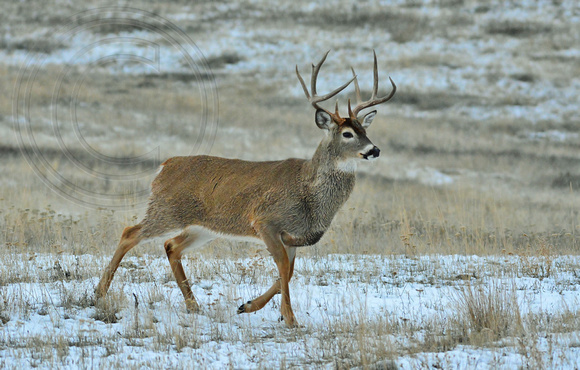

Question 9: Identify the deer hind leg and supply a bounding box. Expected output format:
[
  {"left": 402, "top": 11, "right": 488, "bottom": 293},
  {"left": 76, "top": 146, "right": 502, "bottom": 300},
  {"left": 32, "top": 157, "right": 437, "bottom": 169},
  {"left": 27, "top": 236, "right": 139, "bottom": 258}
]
[
  {"left": 95, "top": 224, "right": 143, "bottom": 300},
  {"left": 237, "top": 246, "right": 297, "bottom": 315},
  {"left": 165, "top": 227, "right": 215, "bottom": 312}
]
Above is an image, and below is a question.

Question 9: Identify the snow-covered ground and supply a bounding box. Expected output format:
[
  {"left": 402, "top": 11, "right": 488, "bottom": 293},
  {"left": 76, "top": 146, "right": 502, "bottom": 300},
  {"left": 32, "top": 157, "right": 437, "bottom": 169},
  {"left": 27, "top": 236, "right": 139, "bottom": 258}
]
[
  {"left": 0, "top": 253, "right": 579, "bottom": 368},
  {"left": 2, "top": 1, "right": 580, "bottom": 368},
  {"left": 3, "top": 0, "right": 579, "bottom": 126},
  {"left": 5, "top": 0, "right": 578, "bottom": 193}
]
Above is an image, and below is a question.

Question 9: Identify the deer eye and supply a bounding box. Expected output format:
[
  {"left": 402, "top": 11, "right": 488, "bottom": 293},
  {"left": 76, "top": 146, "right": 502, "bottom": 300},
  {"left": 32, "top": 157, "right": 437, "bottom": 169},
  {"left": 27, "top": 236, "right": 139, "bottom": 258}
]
[{"left": 342, "top": 132, "right": 354, "bottom": 138}]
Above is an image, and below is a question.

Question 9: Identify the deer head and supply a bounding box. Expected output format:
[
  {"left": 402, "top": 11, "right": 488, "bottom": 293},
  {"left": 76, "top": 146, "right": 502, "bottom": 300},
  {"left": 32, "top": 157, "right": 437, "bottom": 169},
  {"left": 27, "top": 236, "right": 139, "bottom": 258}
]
[{"left": 296, "top": 50, "right": 396, "bottom": 165}]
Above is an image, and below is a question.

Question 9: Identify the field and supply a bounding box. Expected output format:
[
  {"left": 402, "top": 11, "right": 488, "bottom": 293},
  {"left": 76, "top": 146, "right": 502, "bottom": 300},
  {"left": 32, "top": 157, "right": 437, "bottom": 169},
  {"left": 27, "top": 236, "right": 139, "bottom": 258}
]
[{"left": 1, "top": 0, "right": 579, "bottom": 368}]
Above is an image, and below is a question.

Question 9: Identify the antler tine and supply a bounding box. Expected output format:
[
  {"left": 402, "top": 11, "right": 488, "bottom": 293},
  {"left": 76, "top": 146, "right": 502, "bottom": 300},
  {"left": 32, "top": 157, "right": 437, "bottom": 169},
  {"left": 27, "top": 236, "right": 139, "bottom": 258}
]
[
  {"left": 314, "top": 74, "right": 356, "bottom": 103},
  {"left": 311, "top": 51, "right": 356, "bottom": 103},
  {"left": 371, "top": 49, "right": 379, "bottom": 100},
  {"left": 347, "top": 98, "right": 353, "bottom": 119},
  {"left": 310, "top": 50, "right": 330, "bottom": 97},
  {"left": 296, "top": 51, "right": 356, "bottom": 116},
  {"left": 296, "top": 65, "right": 311, "bottom": 99},
  {"left": 350, "top": 50, "right": 397, "bottom": 118},
  {"left": 351, "top": 67, "right": 362, "bottom": 105}
]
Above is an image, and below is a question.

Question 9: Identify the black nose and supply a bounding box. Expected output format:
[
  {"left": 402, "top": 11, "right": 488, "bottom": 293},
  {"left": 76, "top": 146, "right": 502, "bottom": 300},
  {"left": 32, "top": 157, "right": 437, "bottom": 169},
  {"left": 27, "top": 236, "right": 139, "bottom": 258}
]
[{"left": 369, "top": 146, "right": 380, "bottom": 158}]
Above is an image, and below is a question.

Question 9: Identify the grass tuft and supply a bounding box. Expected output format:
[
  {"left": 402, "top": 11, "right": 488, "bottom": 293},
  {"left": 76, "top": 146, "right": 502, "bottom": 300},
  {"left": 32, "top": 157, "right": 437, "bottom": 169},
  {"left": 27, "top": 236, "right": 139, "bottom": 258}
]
[
  {"left": 92, "top": 292, "right": 126, "bottom": 324},
  {"left": 451, "top": 281, "right": 523, "bottom": 345}
]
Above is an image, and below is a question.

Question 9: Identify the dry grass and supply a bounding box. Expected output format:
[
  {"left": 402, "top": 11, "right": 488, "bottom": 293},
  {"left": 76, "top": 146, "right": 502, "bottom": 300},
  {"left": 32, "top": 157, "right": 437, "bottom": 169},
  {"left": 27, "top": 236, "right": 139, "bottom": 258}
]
[
  {"left": 0, "top": 0, "right": 579, "bottom": 367},
  {"left": 1, "top": 251, "right": 578, "bottom": 367},
  {"left": 451, "top": 281, "right": 523, "bottom": 345}
]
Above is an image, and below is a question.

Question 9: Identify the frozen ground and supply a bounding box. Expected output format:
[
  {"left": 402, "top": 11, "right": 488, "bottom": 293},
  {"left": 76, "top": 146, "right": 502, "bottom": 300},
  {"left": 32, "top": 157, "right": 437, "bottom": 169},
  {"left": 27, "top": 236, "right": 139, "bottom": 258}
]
[
  {"left": 0, "top": 253, "right": 579, "bottom": 368},
  {"left": 3, "top": 0, "right": 579, "bottom": 126},
  {"left": 1, "top": 1, "right": 580, "bottom": 368},
  {"left": 3, "top": 0, "right": 579, "bottom": 191}
]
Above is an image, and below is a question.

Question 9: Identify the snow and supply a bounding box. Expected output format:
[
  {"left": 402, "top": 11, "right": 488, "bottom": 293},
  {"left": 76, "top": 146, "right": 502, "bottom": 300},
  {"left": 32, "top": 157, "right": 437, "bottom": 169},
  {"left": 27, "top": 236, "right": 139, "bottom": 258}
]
[
  {"left": 526, "top": 130, "right": 580, "bottom": 142},
  {"left": 2, "top": 1, "right": 580, "bottom": 366},
  {"left": 4, "top": 1, "right": 579, "bottom": 127},
  {"left": 0, "top": 253, "right": 579, "bottom": 368},
  {"left": 405, "top": 166, "right": 454, "bottom": 186}
]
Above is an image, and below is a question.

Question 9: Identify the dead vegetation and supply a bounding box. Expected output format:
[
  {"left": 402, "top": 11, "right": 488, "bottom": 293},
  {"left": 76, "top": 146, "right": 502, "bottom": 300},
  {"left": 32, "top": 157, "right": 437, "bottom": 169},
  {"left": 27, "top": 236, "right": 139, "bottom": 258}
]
[
  {"left": 0, "top": 0, "right": 579, "bottom": 367},
  {"left": 451, "top": 282, "right": 523, "bottom": 344}
]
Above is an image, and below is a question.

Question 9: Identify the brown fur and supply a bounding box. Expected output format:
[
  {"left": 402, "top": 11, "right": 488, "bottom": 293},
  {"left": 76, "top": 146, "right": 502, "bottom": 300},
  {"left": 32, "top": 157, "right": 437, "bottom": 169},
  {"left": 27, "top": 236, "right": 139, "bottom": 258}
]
[
  {"left": 95, "top": 120, "right": 365, "bottom": 326},
  {"left": 95, "top": 52, "right": 395, "bottom": 327}
]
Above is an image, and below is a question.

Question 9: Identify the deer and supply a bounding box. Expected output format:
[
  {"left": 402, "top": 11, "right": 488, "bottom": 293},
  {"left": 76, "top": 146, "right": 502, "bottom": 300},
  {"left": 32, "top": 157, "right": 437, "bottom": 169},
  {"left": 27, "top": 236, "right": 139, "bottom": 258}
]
[{"left": 94, "top": 50, "right": 396, "bottom": 327}]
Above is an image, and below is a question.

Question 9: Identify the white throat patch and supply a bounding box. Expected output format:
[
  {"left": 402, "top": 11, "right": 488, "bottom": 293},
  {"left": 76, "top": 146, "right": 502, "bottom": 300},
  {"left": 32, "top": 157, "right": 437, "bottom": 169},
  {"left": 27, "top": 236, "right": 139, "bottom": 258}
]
[{"left": 337, "top": 159, "right": 357, "bottom": 172}]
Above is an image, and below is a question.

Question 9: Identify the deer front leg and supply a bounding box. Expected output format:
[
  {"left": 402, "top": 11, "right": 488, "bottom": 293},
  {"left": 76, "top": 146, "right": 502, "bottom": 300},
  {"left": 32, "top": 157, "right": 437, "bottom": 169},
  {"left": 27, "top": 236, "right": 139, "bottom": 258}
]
[
  {"left": 237, "top": 246, "right": 296, "bottom": 315},
  {"left": 243, "top": 224, "right": 296, "bottom": 326},
  {"left": 237, "top": 279, "right": 281, "bottom": 314}
]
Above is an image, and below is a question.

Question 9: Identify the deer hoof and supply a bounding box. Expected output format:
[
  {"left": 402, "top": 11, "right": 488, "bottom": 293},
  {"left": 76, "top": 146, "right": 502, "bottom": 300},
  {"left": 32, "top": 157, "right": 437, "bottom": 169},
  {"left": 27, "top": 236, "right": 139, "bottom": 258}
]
[
  {"left": 284, "top": 317, "right": 298, "bottom": 327},
  {"left": 280, "top": 312, "right": 297, "bottom": 327},
  {"left": 185, "top": 299, "right": 199, "bottom": 313},
  {"left": 237, "top": 300, "right": 251, "bottom": 314}
]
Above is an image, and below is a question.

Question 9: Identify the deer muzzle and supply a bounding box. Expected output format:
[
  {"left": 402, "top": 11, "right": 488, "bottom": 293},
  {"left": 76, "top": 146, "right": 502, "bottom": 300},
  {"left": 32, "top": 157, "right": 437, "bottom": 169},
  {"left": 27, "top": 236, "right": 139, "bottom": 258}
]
[{"left": 362, "top": 146, "right": 380, "bottom": 160}]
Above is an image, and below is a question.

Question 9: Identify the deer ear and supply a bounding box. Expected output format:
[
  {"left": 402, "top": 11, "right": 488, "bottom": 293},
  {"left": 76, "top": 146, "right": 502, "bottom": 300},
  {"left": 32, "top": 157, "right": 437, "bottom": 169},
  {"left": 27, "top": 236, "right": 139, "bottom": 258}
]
[
  {"left": 315, "top": 109, "right": 334, "bottom": 130},
  {"left": 361, "top": 110, "right": 377, "bottom": 128}
]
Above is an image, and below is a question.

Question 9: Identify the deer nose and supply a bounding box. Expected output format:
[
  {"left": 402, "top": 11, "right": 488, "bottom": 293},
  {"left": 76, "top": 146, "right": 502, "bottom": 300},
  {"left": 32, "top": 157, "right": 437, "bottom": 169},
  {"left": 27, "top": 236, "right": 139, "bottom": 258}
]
[{"left": 369, "top": 146, "right": 380, "bottom": 158}]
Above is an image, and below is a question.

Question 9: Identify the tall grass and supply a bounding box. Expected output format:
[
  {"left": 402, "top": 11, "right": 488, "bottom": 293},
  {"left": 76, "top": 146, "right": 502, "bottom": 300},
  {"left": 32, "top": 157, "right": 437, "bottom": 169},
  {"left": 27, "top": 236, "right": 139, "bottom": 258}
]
[
  {"left": 0, "top": 0, "right": 579, "bottom": 367},
  {"left": 451, "top": 281, "right": 523, "bottom": 345}
]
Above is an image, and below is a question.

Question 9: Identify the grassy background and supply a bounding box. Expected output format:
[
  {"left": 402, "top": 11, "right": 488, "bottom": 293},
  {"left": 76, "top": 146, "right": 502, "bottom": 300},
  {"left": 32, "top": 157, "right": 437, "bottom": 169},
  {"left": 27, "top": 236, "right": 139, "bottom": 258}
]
[
  {"left": 0, "top": 0, "right": 578, "bottom": 256},
  {"left": 0, "top": 0, "right": 579, "bottom": 367}
]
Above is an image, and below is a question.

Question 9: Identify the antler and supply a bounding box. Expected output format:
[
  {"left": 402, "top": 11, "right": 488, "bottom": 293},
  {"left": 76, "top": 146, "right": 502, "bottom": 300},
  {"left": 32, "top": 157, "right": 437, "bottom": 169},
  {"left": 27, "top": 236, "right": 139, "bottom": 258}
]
[
  {"left": 348, "top": 50, "right": 397, "bottom": 120},
  {"left": 296, "top": 51, "right": 356, "bottom": 121}
]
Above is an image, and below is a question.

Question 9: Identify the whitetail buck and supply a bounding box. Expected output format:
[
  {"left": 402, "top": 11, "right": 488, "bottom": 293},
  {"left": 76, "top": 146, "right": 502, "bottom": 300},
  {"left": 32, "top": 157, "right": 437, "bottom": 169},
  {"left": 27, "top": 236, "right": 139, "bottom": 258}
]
[{"left": 95, "top": 51, "right": 396, "bottom": 326}]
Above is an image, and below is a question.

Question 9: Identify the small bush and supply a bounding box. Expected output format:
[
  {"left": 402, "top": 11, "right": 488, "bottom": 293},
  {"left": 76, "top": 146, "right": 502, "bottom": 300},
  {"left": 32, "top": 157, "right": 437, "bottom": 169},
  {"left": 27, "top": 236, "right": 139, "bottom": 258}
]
[
  {"left": 485, "top": 20, "right": 553, "bottom": 38},
  {"left": 451, "top": 281, "right": 523, "bottom": 344},
  {"left": 204, "top": 53, "right": 243, "bottom": 69},
  {"left": 552, "top": 172, "right": 580, "bottom": 189},
  {"left": 0, "top": 37, "right": 65, "bottom": 54},
  {"left": 92, "top": 293, "right": 126, "bottom": 324}
]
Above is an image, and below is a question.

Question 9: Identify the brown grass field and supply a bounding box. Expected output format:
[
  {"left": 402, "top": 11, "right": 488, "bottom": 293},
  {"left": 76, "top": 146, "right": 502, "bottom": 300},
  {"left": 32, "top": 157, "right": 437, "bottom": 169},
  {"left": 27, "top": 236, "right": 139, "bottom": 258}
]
[{"left": 0, "top": 0, "right": 579, "bottom": 368}]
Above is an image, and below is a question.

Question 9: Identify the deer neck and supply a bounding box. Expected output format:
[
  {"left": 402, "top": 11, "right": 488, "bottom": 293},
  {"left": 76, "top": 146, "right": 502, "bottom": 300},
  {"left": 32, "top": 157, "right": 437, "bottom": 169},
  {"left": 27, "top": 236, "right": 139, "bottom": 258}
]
[
  {"left": 304, "top": 137, "right": 356, "bottom": 204},
  {"left": 311, "top": 136, "right": 356, "bottom": 172}
]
